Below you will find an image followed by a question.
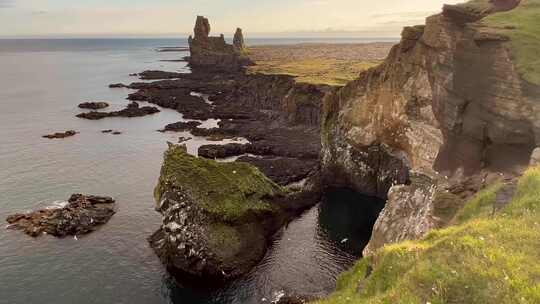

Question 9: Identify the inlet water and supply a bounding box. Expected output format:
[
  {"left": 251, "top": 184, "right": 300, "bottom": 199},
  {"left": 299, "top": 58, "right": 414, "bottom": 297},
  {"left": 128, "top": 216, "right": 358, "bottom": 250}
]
[{"left": 0, "top": 39, "right": 384, "bottom": 304}]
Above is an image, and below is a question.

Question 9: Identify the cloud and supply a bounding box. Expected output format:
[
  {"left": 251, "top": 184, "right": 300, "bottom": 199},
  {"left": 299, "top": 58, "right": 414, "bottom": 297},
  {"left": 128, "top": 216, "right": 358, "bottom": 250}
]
[{"left": 0, "top": 0, "right": 14, "bottom": 8}]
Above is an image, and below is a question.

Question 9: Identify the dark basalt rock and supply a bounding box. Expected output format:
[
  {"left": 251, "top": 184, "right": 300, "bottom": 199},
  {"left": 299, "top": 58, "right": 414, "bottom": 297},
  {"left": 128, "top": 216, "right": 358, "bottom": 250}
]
[
  {"left": 159, "top": 121, "right": 202, "bottom": 132},
  {"left": 237, "top": 156, "right": 318, "bottom": 186},
  {"left": 109, "top": 83, "right": 127, "bottom": 88},
  {"left": 78, "top": 102, "right": 109, "bottom": 110},
  {"left": 178, "top": 136, "right": 192, "bottom": 143},
  {"left": 42, "top": 130, "right": 78, "bottom": 139},
  {"left": 76, "top": 102, "right": 160, "bottom": 120},
  {"left": 6, "top": 194, "right": 115, "bottom": 237},
  {"left": 138, "top": 70, "right": 184, "bottom": 80}
]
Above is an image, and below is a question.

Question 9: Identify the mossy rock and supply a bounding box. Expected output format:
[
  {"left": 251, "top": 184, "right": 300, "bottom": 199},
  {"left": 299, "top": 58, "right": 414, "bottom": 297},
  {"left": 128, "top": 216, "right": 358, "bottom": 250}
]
[
  {"left": 155, "top": 144, "right": 283, "bottom": 223},
  {"left": 151, "top": 144, "right": 293, "bottom": 280}
]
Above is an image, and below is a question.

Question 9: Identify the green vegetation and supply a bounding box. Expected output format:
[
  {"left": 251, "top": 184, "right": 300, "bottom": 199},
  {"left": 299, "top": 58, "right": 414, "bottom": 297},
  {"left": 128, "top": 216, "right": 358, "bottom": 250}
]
[
  {"left": 248, "top": 58, "right": 380, "bottom": 86},
  {"left": 316, "top": 167, "right": 540, "bottom": 304},
  {"left": 484, "top": 0, "right": 540, "bottom": 85},
  {"left": 155, "top": 144, "right": 282, "bottom": 222},
  {"left": 207, "top": 223, "right": 242, "bottom": 252}
]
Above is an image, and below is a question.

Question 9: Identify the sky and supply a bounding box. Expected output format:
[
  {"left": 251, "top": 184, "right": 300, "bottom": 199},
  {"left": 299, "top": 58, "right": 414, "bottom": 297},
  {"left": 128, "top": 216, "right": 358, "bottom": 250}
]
[{"left": 0, "top": 0, "right": 463, "bottom": 38}]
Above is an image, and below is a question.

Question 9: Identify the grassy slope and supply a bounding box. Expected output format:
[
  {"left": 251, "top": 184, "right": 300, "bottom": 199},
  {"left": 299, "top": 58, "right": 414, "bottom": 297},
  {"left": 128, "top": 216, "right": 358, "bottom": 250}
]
[
  {"left": 248, "top": 58, "right": 380, "bottom": 86},
  {"left": 154, "top": 145, "right": 282, "bottom": 222},
  {"left": 483, "top": 0, "right": 540, "bottom": 85},
  {"left": 316, "top": 167, "right": 540, "bottom": 304}
]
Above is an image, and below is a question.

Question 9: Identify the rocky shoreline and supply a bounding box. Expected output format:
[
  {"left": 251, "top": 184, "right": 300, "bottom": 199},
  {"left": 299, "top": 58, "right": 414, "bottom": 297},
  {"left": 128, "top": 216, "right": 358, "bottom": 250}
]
[{"left": 6, "top": 194, "right": 116, "bottom": 237}]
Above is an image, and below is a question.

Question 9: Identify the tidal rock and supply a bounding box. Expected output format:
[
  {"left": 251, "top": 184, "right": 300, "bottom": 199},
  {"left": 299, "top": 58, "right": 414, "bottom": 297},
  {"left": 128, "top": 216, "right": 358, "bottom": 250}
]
[
  {"left": 6, "top": 194, "right": 115, "bottom": 237},
  {"left": 138, "top": 70, "right": 184, "bottom": 80},
  {"left": 188, "top": 16, "right": 251, "bottom": 72},
  {"left": 159, "top": 121, "right": 202, "bottom": 132},
  {"left": 42, "top": 130, "right": 78, "bottom": 139},
  {"left": 76, "top": 102, "right": 160, "bottom": 120},
  {"left": 78, "top": 102, "right": 109, "bottom": 110},
  {"left": 109, "top": 83, "right": 127, "bottom": 88},
  {"left": 149, "top": 144, "right": 316, "bottom": 281}
]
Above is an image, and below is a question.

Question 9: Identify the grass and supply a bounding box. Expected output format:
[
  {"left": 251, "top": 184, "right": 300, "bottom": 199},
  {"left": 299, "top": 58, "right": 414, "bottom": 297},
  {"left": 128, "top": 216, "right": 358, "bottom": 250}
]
[
  {"left": 247, "top": 58, "right": 380, "bottom": 86},
  {"left": 483, "top": 0, "right": 540, "bottom": 85},
  {"left": 315, "top": 167, "right": 540, "bottom": 304},
  {"left": 154, "top": 144, "right": 282, "bottom": 222}
]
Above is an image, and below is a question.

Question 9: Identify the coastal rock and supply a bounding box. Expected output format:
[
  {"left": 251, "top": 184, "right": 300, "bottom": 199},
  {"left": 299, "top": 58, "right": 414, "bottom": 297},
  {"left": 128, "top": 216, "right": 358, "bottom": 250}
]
[
  {"left": 78, "top": 102, "right": 109, "bottom": 110},
  {"left": 188, "top": 16, "right": 251, "bottom": 72},
  {"left": 159, "top": 121, "right": 202, "bottom": 132},
  {"left": 138, "top": 70, "right": 184, "bottom": 80},
  {"left": 149, "top": 144, "right": 316, "bottom": 281},
  {"left": 42, "top": 130, "right": 78, "bottom": 139},
  {"left": 76, "top": 102, "right": 160, "bottom": 120},
  {"left": 6, "top": 194, "right": 115, "bottom": 237},
  {"left": 109, "top": 83, "right": 127, "bottom": 88},
  {"left": 233, "top": 28, "right": 245, "bottom": 51}
]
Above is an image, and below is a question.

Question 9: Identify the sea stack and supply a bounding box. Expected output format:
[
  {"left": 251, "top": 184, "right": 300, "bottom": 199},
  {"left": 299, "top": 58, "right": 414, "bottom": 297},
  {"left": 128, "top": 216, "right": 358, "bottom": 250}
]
[{"left": 187, "top": 16, "right": 251, "bottom": 72}]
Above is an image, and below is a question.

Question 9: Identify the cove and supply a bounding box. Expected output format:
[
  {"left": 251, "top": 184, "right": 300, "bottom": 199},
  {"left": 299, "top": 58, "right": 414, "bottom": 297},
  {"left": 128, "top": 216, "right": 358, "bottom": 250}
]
[{"left": 165, "top": 188, "right": 385, "bottom": 303}]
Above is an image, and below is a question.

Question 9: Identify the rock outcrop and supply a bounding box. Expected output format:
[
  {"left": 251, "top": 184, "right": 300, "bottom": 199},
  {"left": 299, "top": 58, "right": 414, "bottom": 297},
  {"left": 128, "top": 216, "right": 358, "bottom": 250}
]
[
  {"left": 78, "top": 102, "right": 109, "bottom": 110},
  {"left": 42, "top": 130, "right": 78, "bottom": 139},
  {"left": 188, "top": 16, "right": 251, "bottom": 72},
  {"left": 321, "top": 0, "right": 539, "bottom": 253},
  {"left": 6, "top": 194, "right": 116, "bottom": 237},
  {"left": 76, "top": 102, "right": 160, "bottom": 120},
  {"left": 149, "top": 144, "right": 318, "bottom": 281}
]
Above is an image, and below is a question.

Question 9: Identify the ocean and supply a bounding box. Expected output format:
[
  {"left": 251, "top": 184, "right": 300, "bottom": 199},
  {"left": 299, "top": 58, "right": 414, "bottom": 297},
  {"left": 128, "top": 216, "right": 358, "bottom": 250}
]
[{"left": 0, "top": 38, "right": 386, "bottom": 304}]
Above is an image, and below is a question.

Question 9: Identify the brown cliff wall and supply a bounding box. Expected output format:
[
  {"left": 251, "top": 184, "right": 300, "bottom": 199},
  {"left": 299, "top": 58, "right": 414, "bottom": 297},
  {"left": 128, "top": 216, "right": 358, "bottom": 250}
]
[{"left": 321, "top": 1, "right": 540, "bottom": 253}]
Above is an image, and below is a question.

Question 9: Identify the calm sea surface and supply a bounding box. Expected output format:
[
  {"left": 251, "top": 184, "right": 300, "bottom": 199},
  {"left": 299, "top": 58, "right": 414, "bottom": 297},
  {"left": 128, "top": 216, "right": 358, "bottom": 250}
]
[{"left": 0, "top": 38, "right": 386, "bottom": 304}]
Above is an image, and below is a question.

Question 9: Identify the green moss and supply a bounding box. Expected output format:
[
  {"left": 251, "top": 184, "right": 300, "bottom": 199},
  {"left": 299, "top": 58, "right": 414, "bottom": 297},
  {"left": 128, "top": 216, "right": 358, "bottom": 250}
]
[
  {"left": 207, "top": 223, "right": 242, "bottom": 253},
  {"left": 483, "top": 0, "right": 540, "bottom": 85},
  {"left": 155, "top": 144, "right": 282, "bottom": 222},
  {"left": 315, "top": 167, "right": 540, "bottom": 304}
]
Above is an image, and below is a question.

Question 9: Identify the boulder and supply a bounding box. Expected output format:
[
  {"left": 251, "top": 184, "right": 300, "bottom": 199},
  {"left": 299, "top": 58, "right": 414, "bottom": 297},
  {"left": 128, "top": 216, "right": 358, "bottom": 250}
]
[
  {"left": 6, "top": 194, "right": 115, "bottom": 237},
  {"left": 78, "top": 102, "right": 109, "bottom": 110},
  {"left": 42, "top": 130, "right": 78, "bottom": 139},
  {"left": 76, "top": 102, "right": 160, "bottom": 120}
]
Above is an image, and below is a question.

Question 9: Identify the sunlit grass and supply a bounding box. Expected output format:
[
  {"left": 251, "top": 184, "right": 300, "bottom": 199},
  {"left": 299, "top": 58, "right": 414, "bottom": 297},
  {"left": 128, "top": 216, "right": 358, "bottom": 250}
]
[{"left": 247, "top": 58, "right": 380, "bottom": 86}]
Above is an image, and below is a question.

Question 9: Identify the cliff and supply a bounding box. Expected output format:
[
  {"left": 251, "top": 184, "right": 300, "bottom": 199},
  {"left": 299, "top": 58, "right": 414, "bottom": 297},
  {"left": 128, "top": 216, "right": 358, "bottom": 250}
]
[
  {"left": 320, "top": 0, "right": 540, "bottom": 254},
  {"left": 188, "top": 16, "right": 251, "bottom": 72}
]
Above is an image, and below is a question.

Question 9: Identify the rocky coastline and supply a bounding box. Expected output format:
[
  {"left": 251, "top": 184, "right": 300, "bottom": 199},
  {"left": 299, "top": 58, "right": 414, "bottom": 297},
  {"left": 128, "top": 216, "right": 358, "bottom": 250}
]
[{"left": 11, "top": 1, "right": 538, "bottom": 301}]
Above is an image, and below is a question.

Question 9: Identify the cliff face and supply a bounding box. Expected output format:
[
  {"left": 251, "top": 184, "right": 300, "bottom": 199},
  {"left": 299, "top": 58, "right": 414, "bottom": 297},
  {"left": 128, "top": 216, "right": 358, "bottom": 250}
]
[
  {"left": 321, "top": 0, "right": 540, "bottom": 253},
  {"left": 188, "top": 16, "right": 251, "bottom": 72}
]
